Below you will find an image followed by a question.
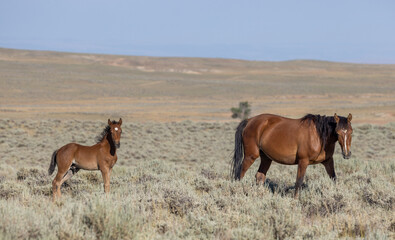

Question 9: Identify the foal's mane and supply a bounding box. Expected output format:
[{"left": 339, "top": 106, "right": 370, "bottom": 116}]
[
  {"left": 300, "top": 114, "right": 341, "bottom": 148},
  {"left": 95, "top": 120, "right": 118, "bottom": 143}
]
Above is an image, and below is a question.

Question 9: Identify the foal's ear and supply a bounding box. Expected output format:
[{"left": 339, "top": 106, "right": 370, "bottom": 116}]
[
  {"left": 119, "top": 118, "right": 122, "bottom": 126},
  {"left": 347, "top": 113, "right": 352, "bottom": 122},
  {"left": 108, "top": 119, "right": 112, "bottom": 125},
  {"left": 334, "top": 113, "right": 339, "bottom": 123}
]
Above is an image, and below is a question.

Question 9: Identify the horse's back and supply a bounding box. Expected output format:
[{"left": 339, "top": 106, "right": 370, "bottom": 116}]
[
  {"left": 245, "top": 114, "right": 301, "bottom": 138},
  {"left": 244, "top": 114, "right": 310, "bottom": 164},
  {"left": 57, "top": 143, "right": 79, "bottom": 157},
  {"left": 56, "top": 142, "right": 101, "bottom": 170}
]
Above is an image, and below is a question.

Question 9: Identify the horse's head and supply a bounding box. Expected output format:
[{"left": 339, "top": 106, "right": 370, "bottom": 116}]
[
  {"left": 108, "top": 118, "right": 122, "bottom": 148},
  {"left": 334, "top": 113, "right": 353, "bottom": 159}
]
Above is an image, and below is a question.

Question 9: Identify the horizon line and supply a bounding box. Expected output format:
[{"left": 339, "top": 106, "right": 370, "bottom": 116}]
[{"left": 1, "top": 46, "right": 395, "bottom": 66}]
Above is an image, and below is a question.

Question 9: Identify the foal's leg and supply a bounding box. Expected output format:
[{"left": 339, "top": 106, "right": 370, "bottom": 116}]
[
  {"left": 295, "top": 159, "right": 309, "bottom": 199},
  {"left": 256, "top": 151, "right": 272, "bottom": 185},
  {"left": 52, "top": 172, "right": 64, "bottom": 201},
  {"left": 240, "top": 139, "right": 259, "bottom": 180},
  {"left": 60, "top": 164, "right": 80, "bottom": 185},
  {"left": 52, "top": 166, "right": 70, "bottom": 201},
  {"left": 100, "top": 167, "right": 111, "bottom": 194},
  {"left": 52, "top": 155, "right": 73, "bottom": 201},
  {"left": 321, "top": 157, "right": 336, "bottom": 181}
]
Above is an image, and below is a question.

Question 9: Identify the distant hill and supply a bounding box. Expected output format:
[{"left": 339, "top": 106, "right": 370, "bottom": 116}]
[
  {"left": 1, "top": 47, "right": 394, "bottom": 75},
  {"left": 0, "top": 48, "right": 394, "bottom": 123}
]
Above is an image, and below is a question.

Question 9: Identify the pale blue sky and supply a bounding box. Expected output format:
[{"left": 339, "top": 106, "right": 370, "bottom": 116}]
[{"left": 1, "top": 0, "right": 394, "bottom": 63}]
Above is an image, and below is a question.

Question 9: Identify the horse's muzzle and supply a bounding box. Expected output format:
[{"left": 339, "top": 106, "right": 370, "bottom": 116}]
[
  {"left": 342, "top": 151, "right": 351, "bottom": 159},
  {"left": 115, "top": 142, "right": 121, "bottom": 148}
]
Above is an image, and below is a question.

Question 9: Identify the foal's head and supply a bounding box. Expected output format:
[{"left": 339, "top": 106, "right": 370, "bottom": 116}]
[
  {"left": 334, "top": 113, "right": 353, "bottom": 159},
  {"left": 108, "top": 118, "right": 123, "bottom": 148}
]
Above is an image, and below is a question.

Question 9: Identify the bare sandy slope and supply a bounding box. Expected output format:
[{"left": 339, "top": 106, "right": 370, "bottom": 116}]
[{"left": 0, "top": 48, "right": 394, "bottom": 123}]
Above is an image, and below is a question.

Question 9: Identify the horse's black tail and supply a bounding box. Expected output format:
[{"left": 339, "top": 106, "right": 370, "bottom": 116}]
[
  {"left": 231, "top": 119, "right": 248, "bottom": 180},
  {"left": 48, "top": 150, "right": 57, "bottom": 175}
]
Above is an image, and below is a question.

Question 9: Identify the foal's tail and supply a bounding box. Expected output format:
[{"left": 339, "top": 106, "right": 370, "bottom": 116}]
[
  {"left": 231, "top": 119, "right": 248, "bottom": 180},
  {"left": 48, "top": 150, "right": 57, "bottom": 175}
]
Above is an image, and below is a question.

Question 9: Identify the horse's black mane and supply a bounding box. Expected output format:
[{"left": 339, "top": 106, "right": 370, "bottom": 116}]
[
  {"left": 301, "top": 114, "right": 347, "bottom": 148},
  {"left": 95, "top": 120, "right": 118, "bottom": 143}
]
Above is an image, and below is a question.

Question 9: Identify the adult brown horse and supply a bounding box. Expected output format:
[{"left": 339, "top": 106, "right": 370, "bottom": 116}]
[
  {"left": 48, "top": 119, "right": 122, "bottom": 200},
  {"left": 231, "top": 113, "right": 353, "bottom": 198}
]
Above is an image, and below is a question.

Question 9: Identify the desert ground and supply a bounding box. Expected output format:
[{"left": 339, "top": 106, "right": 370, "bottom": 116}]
[
  {"left": 1, "top": 48, "right": 394, "bottom": 123},
  {"left": 0, "top": 48, "right": 394, "bottom": 239}
]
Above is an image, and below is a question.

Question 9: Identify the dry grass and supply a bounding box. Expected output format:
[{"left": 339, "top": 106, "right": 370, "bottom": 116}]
[{"left": 0, "top": 119, "right": 394, "bottom": 239}]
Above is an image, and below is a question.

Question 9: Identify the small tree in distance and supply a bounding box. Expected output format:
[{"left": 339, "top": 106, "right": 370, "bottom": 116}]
[{"left": 231, "top": 101, "right": 251, "bottom": 120}]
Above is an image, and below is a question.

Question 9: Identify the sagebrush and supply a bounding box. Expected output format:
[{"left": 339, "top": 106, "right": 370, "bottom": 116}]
[{"left": 0, "top": 119, "right": 394, "bottom": 239}]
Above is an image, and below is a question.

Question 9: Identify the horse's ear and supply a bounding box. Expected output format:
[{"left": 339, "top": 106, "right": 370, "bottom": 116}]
[
  {"left": 334, "top": 113, "right": 339, "bottom": 123},
  {"left": 108, "top": 119, "right": 112, "bottom": 125},
  {"left": 119, "top": 118, "right": 122, "bottom": 125},
  {"left": 347, "top": 113, "right": 352, "bottom": 122}
]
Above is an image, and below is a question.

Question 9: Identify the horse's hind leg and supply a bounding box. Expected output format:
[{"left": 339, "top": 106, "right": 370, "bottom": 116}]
[
  {"left": 256, "top": 151, "right": 272, "bottom": 185},
  {"left": 240, "top": 139, "right": 259, "bottom": 179},
  {"left": 60, "top": 164, "right": 80, "bottom": 185},
  {"left": 53, "top": 165, "right": 77, "bottom": 201},
  {"left": 52, "top": 154, "right": 73, "bottom": 201},
  {"left": 52, "top": 170, "right": 67, "bottom": 201}
]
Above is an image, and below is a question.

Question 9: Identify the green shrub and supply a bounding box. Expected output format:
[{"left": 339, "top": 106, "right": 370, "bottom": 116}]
[{"left": 231, "top": 101, "right": 251, "bottom": 120}]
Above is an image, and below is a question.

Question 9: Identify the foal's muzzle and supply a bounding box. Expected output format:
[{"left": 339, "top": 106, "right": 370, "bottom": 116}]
[{"left": 115, "top": 142, "right": 121, "bottom": 148}]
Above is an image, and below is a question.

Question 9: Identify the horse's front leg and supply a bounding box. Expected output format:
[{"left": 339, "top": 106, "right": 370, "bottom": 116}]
[
  {"left": 100, "top": 166, "right": 111, "bottom": 194},
  {"left": 321, "top": 157, "right": 336, "bottom": 182},
  {"left": 295, "top": 159, "right": 309, "bottom": 199}
]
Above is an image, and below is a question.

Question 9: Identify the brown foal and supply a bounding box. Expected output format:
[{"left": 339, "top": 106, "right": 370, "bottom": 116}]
[
  {"left": 231, "top": 113, "right": 353, "bottom": 198},
  {"left": 49, "top": 119, "right": 122, "bottom": 200}
]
